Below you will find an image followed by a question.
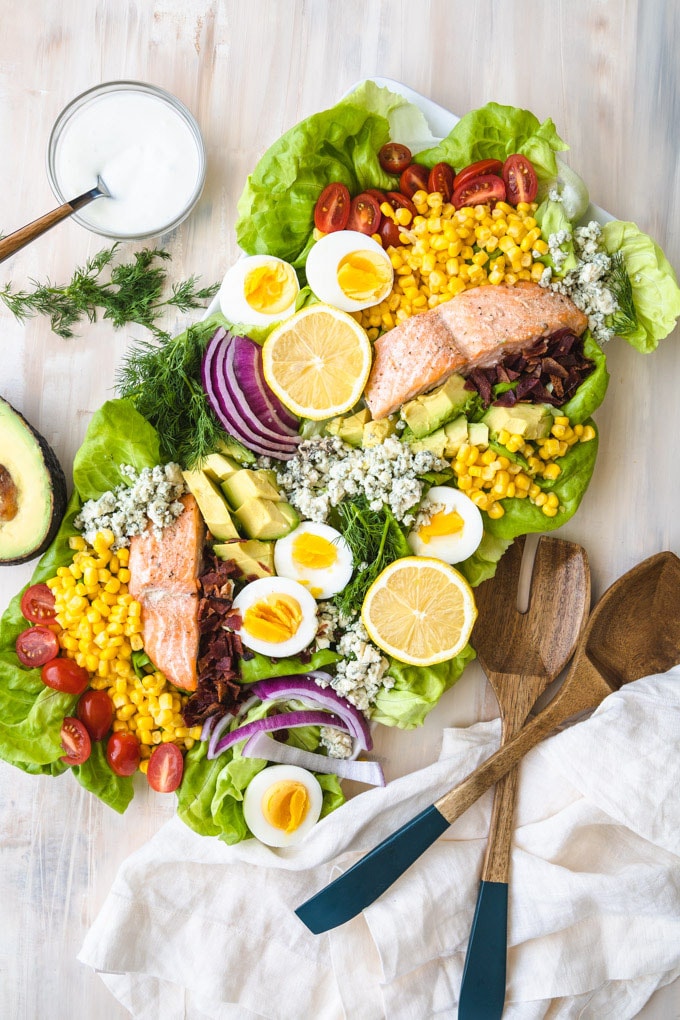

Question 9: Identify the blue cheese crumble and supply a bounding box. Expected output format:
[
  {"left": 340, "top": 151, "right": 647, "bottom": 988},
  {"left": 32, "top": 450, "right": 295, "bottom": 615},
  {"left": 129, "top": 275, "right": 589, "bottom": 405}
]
[
  {"left": 315, "top": 602, "right": 392, "bottom": 715},
  {"left": 74, "top": 463, "right": 186, "bottom": 549}
]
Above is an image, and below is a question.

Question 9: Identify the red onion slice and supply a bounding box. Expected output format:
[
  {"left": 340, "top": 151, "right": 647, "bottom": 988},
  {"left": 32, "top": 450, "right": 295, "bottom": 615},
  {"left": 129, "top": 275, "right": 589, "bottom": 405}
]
[
  {"left": 230, "top": 334, "right": 300, "bottom": 435},
  {"left": 251, "top": 674, "right": 372, "bottom": 752},
  {"left": 242, "top": 731, "right": 386, "bottom": 786},
  {"left": 209, "top": 709, "right": 347, "bottom": 759}
]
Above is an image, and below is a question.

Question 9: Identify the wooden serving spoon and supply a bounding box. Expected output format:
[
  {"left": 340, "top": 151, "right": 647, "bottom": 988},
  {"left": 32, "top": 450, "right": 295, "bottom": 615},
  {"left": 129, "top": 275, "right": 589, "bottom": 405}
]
[
  {"left": 296, "top": 550, "right": 680, "bottom": 935},
  {"left": 458, "top": 535, "right": 590, "bottom": 1019}
]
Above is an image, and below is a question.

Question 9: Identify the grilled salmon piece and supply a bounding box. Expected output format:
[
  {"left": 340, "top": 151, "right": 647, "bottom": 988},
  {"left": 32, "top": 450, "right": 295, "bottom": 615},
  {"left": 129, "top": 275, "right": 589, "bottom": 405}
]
[
  {"left": 128, "top": 493, "right": 205, "bottom": 691},
  {"left": 364, "top": 282, "right": 588, "bottom": 419}
]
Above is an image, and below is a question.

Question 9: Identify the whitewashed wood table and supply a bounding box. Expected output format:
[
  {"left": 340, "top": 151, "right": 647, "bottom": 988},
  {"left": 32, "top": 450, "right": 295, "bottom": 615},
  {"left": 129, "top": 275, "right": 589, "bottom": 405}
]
[{"left": 1, "top": 1, "right": 679, "bottom": 1016}]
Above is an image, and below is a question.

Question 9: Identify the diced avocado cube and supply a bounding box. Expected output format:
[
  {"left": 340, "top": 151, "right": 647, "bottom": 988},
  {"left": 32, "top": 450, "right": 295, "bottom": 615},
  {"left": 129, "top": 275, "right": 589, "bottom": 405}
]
[
  {"left": 409, "top": 427, "right": 448, "bottom": 458},
  {"left": 467, "top": 422, "right": 489, "bottom": 449},
  {"left": 182, "top": 469, "right": 239, "bottom": 540},
  {"left": 221, "top": 468, "right": 283, "bottom": 509},
  {"left": 443, "top": 416, "right": 469, "bottom": 457},
  {"left": 212, "top": 539, "right": 275, "bottom": 579},
  {"left": 483, "top": 403, "right": 554, "bottom": 440},
  {"left": 400, "top": 374, "right": 471, "bottom": 438},
  {"left": 327, "top": 408, "right": 371, "bottom": 447},
  {"left": 362, "top": 418, "right": 397, "bottom": 447},
  {"left": 201, "top": 453, "right": 240, "bottom": 482},
  {"left": 234, "top": 497, "right": 299, "bottom": 540}
]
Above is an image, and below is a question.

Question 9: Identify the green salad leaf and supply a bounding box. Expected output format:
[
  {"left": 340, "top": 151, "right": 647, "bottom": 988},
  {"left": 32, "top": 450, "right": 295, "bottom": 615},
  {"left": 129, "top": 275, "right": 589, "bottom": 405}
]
[
  {"left": 535, "top": 198, "right": 578, "bottom": 275},
  {"left": 371, "top": 645, "right": 477, "bottom": 729}
]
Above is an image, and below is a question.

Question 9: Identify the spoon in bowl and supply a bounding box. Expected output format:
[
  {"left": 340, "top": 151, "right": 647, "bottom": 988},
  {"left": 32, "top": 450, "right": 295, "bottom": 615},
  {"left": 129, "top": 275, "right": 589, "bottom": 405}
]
[{"left": 0, "top": 175, "right": 110, "bottom": 263}]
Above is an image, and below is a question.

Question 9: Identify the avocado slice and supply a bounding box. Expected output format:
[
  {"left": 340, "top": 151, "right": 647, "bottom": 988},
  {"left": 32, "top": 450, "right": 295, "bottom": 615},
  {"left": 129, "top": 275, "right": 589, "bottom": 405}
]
[
  {"left": 483, "top": 403, "right": 554, "bottom": 440},
  {"left": 234, "top": 497, "right": 299, "bottom": 540},
  {"left": 400, "top": 374, "right": 472, "bottom": 438},
  {"left": 201, "top": 453, "right": 240, "bottom": 483},
  {"left": 362, "top": 418, "right": 397, "bottom": 447},
  {"left": 182, "top": 468, "right": 240, "bottom": 540},
  {"left": 221, "top": 468, "right": 283, "bottom": 509},
  {"left": 0, "top": 396, "right": 67, "bottom": 565},
  {"left": 327, "top": 408, "right": 371, "bottom": 447},
  {"left": 212, "top": 539, "right": 275, "bottom": 580}
]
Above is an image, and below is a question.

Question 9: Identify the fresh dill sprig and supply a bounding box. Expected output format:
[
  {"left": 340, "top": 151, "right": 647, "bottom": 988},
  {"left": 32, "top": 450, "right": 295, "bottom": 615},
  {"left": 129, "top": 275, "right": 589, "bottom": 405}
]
[
  {"left": 0, "top": 243, "right": 219, "bottom": 339},
  {"left": 116, "top": 317, "right": 225, "bottom": 468},
  {"left": 607, "top": 251, "right": 638, "bottom": 336},
  {"left": 331, "top": 496, "right": 410, "bottom": 617}
]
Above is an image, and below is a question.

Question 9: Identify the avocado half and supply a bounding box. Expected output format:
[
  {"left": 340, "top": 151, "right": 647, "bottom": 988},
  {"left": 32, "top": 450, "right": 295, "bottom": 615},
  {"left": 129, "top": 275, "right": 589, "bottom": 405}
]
[{"left": 0, "top": 396, "right": 68, "bottom": 565}]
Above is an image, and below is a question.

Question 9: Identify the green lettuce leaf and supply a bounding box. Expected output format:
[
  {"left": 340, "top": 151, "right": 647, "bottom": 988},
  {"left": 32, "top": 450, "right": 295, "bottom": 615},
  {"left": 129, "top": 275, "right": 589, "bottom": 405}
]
[
  {"left": 415, "top": 102, "right": 568, "bottom": 182},
  {"left": 72, "top": 741, "right": 134, "bottom": 813},
  {"left": 239, "top": 647, "right": 341, "bottom": 684},
  {"left": 535, "top": 198, "right": 578, "bottom": 275},
  {"left": 457, "top": 531, "right": 513, "bottom": 588},
  {"left": 559, "top": 334, "right": 609, "bottom": 424},
  {"left": 73, "top": 399, "right": 162, "bottom": 499},
  {"left": 371, "top": 645, "right": 476, "bottom": 729},
  {"left": 601, "top": 221, "right": 680, "bottom": 352}
]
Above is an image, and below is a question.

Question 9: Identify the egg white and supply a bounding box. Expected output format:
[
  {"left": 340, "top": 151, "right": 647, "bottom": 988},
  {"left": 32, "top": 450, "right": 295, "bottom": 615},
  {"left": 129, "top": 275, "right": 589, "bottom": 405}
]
[
  {"left": 231, "top": 576, "right": 318, "bottom": 657},
  {"left": 219, "top": 254, "right": 299, "bottom": 327},
  {"left": 243, "top": 764, "right": 323, "bottom": 847},
  {"left": 305, "top": 230, "right": 394, "bottom": 312},
  {"left": 274, "top": 521, "right": 354, "bottom": 599},
  {"left": 407, "top": 486, "right": 484, "bottom": 565}
]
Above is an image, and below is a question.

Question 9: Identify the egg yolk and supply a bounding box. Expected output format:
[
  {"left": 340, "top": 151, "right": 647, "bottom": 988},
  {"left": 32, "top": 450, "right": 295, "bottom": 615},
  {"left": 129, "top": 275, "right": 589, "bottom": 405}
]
[
  {"left": 292, "top": 532, "right": 338, "bottom": 570},
  {"left": 244, "top": 262, "right": 297, "bottom": 314},
  {"left": 262, "top": 780, "right": 310, "bottom": 833},
  {"left": 243, "top": 593, "right": 303, "bottom": 643},
  {"left": 418, "top": 509, "right": 465, "bottom": 543},
  {"left": 337, "top": 251, "right": 391, "bottom": 302}
]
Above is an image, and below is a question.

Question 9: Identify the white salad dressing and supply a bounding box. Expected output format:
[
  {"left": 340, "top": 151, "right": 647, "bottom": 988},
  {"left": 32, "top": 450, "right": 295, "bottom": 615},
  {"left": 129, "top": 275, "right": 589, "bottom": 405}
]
[{"left": 50, "top": 87, "right": 204, "bottom": 237}]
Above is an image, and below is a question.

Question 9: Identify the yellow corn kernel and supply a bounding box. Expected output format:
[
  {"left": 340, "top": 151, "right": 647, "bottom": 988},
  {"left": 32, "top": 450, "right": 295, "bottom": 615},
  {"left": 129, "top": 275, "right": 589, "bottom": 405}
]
[
  {"left": 542, "top": 462, "right": 562, "bottom": 481},
  {"left": 542, "top": 504, "right": 559, "bottom": 518},
  {"left": 580, "top": 425, "right": 596, "bottom": 442},
  {"left": 112, "top": 720, "right": 130, "bottom": 733},
  {"left": 117, "top": 703, "right": 137, "bottom": 722},
  {"left": 486, "top": 501, "right": 505, "bottom": 519},
  {"left": 533, "top": 492, "right": 548, "bottom": 507}
]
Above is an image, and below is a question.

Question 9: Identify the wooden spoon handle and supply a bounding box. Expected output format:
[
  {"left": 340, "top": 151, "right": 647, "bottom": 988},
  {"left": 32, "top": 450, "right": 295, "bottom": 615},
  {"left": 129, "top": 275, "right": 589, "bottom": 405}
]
[
  {"left": 0, "top": 203, "right": 77, "bottom": 263},
  {"left": 481, "top": 760, "right": 521, "bottom": 883}
]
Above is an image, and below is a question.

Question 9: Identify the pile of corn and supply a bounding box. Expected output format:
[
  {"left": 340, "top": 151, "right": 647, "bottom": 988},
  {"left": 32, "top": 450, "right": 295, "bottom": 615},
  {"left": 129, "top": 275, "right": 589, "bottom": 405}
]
[
  {"left": 46, "top": 530, "right": 201, "bottom": 768},
  {"left": 453, "top": 417, "right": 596, "bottom": 519},
  {"left": 355, "top": 195, "right": 549, "bottom": 339}
]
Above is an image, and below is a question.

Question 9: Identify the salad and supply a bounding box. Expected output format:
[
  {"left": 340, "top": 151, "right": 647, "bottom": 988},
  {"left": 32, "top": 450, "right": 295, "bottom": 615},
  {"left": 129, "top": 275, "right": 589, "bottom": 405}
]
[{"left": 1, "top": 81, "right": 679, "bottom": 846}]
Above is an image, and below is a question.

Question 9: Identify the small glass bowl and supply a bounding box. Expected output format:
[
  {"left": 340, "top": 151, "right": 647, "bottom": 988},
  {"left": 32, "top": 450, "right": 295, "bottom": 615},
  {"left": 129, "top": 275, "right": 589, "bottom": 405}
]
[{"left": 46, "top": 80, "right": 207, "bottom": 240}]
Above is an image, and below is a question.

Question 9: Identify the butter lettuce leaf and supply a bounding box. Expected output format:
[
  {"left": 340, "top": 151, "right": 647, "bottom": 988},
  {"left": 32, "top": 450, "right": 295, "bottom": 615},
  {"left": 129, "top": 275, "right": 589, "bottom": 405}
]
[{"left": 371, "top": 645, "right": 476, "bottom": 730}]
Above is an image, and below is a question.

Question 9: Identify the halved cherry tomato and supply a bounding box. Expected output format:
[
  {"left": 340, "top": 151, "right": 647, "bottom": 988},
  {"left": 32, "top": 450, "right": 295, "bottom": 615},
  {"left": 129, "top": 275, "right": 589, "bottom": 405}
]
[
  {"left": 385, "top": 191, "right": 417, "bottom": 219},
  {"left": 453, "top": 158, "right": 503, "bottom": 192},
  {"left": 146, "top": 743, "right": 184, "bottom": 793},
  {"left": 378, "top": 216, "right": 403, "bottom": 248},
  {"left": 452, "top": 173, "right": 507, "bottom": 209},
  {"left": 314, "top": 182, "right": 351, "bottom": 233},
  {"left": 15, "top": 626, "right": 60, "bottom": 668},
  {"left": 41, "top": 657, "right": 90, "bottom": 695},
  {"left": 346, "top": 192, "right": 381, "bottom": 235},
  {"left": 60, "top": 717, "right": 92, "bottom": 766},
  {"left": 106, "top": 732, "right": 141, "bottom": 777},
  {"left": 427, "top": 162, "right": 455, "bottom": 201},
  {"left": 378, "top": 142, "right": 412, "bottom": 174},
  {"left": 399, "top": 163, "right": 430, "bottom": 197},
  {"left": 502, "top": 154, "right": 538, "bottom": 204},
  {"left": 20, "top": 583, "right": 56, "bottom": 624},
  {"left": 77, "top": 689, "right": 114, "bottom": 741}
]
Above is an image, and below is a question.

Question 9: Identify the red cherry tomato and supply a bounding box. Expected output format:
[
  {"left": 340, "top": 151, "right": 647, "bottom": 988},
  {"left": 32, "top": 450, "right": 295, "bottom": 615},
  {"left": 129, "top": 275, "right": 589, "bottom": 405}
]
[
  {"left": 60, "top": 717, "right": 92, "bottom": 766},
  {"left": 378, "top": 217, "right": 403, "bottom": 248},
  {"left": 15, "top": 626, "right": 60, "bottom": 668},
  {"left": 385, "top": 191, "right": 417, "bottom": 218},
  {"left": 41, "top": 657, "right": 90, "bottom": 695},
  {"left": 346, "top": 192, "right": 381, "bottom": 235},
  {"left": 146, "top": 743, "right": 184, "bottom": 793},
  {"left": 77, "top": 689, "right": 114, "bottom": 741},
  {"left": 453, "top": 159, "right": 504, "bottom": 192},
  {"left": 502, "top": 154, "right": 538, "bottom": 204},
  {"left": 20, "top": 583, "right": 56, "bottom": 624},
  {"left": 399, "top": 163, "right": 430, "bottom": 197},
  {"left": 452, "top": 173, "right": 507, "bottom": 209},
  {"left": 106, "top": 732, "right": 141, "bottom": 777},
  {"left": 364, "top": 188, "right": 387, "bottom": 206},
  {"left": 378, "top": 142, "right": 412, "bottom": 174},
  {"left": 314, "top": 182, "right": 351, "bottom": 233},
  {"left": 427, "top": 162, "right": 455, "bottom": 201}
]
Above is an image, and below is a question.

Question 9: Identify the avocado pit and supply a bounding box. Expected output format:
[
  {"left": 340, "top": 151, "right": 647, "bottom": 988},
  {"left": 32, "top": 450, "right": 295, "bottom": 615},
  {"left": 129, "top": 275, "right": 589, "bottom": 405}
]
[{"left": 0, "top": 464, "right": 19, "bottom": 522}]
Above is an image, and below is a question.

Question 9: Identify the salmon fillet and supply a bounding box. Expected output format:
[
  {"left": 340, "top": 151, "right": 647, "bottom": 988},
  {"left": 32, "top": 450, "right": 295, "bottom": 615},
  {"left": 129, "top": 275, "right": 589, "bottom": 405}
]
[
  {"left": 128, "top": 493, "right": 205, "bottom": 691},
  {"left": 364, "top": 282, "right": 588, "bottom": 419}
]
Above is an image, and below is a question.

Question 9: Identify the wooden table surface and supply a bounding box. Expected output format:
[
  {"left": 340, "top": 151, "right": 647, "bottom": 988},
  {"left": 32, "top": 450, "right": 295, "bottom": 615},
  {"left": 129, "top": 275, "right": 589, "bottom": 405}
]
[{"left": 1, "top": 1, "right": 679, "bottom": 1016}]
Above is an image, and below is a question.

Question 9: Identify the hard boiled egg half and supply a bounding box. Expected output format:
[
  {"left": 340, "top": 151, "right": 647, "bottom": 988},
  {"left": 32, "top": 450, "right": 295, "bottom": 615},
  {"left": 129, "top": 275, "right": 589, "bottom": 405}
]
[
  {"left": 219, "top": 254, "right": 300, "bottom": 327},
  {"left": 305, "top": 230, "right": 394, "bottom": 312},
  {"left": 244, "top": 764, "right": 323, "bottom": 847},
  {"left": 231, "top": 576, "right": 318, "bottom": 657},
  {"left": 274, "top": 521, "right": 353, "bottom": 599},
  {"left": 407, "top": 486, "right": 484, "bottom": 565}
]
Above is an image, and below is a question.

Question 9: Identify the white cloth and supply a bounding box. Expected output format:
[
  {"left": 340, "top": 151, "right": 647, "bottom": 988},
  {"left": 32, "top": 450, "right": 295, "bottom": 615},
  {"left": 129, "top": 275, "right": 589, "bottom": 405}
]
[{"left": 79, "top": 668, "right": 680, "bottom": 1019}]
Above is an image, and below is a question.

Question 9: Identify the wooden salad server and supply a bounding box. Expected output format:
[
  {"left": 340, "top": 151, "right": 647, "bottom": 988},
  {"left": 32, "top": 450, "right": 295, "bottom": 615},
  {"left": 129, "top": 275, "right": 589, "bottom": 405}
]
[
  {"left": 458, "top": 535, "right": 590, "bottom": 1020},
  {"left": 0, "top": 175, "right": 110, "bottom": 263},
  {"left": 295, "top": 550, "right": 680, "bottom": 935}
]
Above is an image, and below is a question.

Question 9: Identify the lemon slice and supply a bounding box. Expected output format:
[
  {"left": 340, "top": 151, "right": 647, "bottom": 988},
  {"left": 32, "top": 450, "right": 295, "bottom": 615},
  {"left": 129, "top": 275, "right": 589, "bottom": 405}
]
[
  {"left": 361, "top": 556, "right": 477, "bottom": 666},
  {"left": 262, "top": 304, "right": 372, "bottom": 420}
]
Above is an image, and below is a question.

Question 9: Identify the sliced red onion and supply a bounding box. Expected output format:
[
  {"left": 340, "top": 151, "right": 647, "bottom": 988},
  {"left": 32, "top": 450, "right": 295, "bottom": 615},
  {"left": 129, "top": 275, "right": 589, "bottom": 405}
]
[
  {"left": 201, "top": 716, "right": 216, "bottom": 742},
  {"left": 209, "top": 709, "right": 347, "bottom": 759},
  {"left": 205, "top": 695, "right": 260, "bottom": 758},
  {"left": 241, "top": 731, "right": 385, "bottom": 786},
  {"left": 220, "top": 335, "right": 299, "bottom": 448},
  {"left": 230, "top": 334, "right": 300, "bottom": 435},
  {"left": 251, "top": 674, "right": 372, "bottom": 752}
]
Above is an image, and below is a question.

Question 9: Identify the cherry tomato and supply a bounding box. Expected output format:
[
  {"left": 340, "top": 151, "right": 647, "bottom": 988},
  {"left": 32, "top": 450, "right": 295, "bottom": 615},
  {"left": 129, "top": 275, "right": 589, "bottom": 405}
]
[
  {"left": 15, "top": 626, "right": 60, "bottom": 668},
  {"left": 399, "top": 163, "right": 430, "bottom": 197},
  {"left": 364, "top": 188, "right": 387, "bottom": 206},
  {"left": 453, "top": 158, "right": 503, "bottom": 192},
  {"left": 314, "top": 182, "right": 351, "bottom": 233},
  {"left": 385, "top": 191, "right": 417, "bottom": 218},
  {"left": 452, "top": 173, "right": 507, "bottom": 209},
  {"left": 41, "top": 657, "right": 90, "bottom": 695},
  {"left": 20, "top": 583, "right": 56, "bottom": 624},
  {"left": 60, "top": 717, "right": 92, "bottom": 766},
  {"left": 77, "top": 689, "right": 114, "bottom": 741},
  {"left": 502, "top": 154, "right": 538, "bottom": 204},
  {"left": 378, "top": 216, "right": 403, "bottom": 248},
  {"left": 106, "top": 732, "right": 141, "bottom": 777},
  {"left": 146, "top": 743, "right": 184, "bottom": 793},
  {"left": 346, "top": 192, "right": 381, "bottom": 235},
  {"left": 378, "top": 142, "right": 412, "bottom": 174},
  {"left": 427, "top": 162, "right": 455, "bottom": 201}
]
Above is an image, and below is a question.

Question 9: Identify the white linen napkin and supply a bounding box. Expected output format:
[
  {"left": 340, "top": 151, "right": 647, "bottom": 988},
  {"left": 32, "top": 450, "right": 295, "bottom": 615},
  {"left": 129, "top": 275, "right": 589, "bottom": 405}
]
[{"left": 79, "top": 667, "right": 680, "bottom": 1019}]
